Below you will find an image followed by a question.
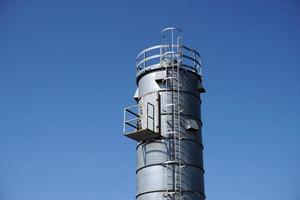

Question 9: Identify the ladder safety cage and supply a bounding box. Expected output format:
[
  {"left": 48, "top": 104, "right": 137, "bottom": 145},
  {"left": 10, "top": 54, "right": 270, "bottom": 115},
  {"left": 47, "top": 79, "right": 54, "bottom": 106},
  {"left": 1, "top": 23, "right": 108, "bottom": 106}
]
[{"left": 160, "top": 27, "right": 187, "bottom": 199}]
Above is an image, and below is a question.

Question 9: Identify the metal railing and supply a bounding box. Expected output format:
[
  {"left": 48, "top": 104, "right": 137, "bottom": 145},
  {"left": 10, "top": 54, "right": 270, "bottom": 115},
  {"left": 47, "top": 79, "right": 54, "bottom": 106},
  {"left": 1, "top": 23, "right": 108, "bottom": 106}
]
[
  {"left": 123, "top": 102, "right": 155, "bottom": 134},
  {"left": 136, "top": 44, "right": 202, "bottom": 77}
]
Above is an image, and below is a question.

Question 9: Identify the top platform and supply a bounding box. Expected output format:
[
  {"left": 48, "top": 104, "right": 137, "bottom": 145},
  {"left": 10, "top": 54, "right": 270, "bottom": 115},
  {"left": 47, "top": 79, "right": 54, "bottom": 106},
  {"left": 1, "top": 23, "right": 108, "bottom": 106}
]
[{"left": 136, "top": 27, "right": 202, "bottom": 78}]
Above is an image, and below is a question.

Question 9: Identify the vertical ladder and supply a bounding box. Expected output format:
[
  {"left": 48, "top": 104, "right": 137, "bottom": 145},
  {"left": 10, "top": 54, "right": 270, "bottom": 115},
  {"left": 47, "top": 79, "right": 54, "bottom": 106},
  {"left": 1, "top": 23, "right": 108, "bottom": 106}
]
[
  {"left": 174, "top": 36, "right": 184, "bottom": 200},
  {"left": 161, "top": 29, "right": 185, "bottom": 200},
  {"left": 162, "top": 37, "right": 174, "bottom": 199}
]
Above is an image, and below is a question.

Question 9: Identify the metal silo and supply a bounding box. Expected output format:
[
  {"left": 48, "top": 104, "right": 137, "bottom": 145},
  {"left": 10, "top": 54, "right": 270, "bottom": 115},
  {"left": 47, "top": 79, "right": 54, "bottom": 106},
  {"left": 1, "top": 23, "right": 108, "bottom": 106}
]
[{"left": 123, "top": 27, "right": 206, "bottom": 200}]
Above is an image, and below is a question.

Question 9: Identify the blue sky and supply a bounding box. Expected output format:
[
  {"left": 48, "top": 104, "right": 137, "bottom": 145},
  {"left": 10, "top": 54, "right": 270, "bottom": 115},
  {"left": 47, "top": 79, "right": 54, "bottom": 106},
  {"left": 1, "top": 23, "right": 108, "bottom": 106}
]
[{"left": 0, "top": 0, "right": 299, "bottom": 200}]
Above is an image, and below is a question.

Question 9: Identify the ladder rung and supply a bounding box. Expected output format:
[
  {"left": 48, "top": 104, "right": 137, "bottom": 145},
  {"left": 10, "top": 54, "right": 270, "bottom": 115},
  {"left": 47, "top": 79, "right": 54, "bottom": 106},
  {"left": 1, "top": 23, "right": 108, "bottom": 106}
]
[
  {"left": 162, "top": 76, "right": 182, "bottom": 81},
  {"left": 164, "top": 160, "right": 176, "bottom": 164},
  {"left": 165, "top": 131, "right": 177, "bottom": 135},
  {"left": 163, "top": 76, "right": 175, "bottom": 81},
  {"left": 164, "top": 191, "right": 176, "bottom": 195},
  {"left": 163, "top": 103, "right": 176, "bottom": 107}
]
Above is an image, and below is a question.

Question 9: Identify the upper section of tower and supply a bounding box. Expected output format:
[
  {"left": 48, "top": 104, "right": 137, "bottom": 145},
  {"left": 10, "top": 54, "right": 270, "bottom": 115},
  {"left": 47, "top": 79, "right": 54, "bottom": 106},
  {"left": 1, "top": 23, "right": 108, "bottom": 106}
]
[{"left": 136, "top": 27, "right": 202, "bottom": 80}]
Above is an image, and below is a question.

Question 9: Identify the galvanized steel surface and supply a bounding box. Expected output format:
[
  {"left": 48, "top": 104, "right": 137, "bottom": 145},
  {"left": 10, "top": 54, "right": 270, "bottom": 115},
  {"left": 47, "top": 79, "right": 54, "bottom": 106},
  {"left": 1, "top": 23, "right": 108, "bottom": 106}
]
[
  {"left": 135, "top": 67, "right": 205, "bottom": 200},
  {"left": 125, "top": 28, "right": 205, "bottom": 200}
]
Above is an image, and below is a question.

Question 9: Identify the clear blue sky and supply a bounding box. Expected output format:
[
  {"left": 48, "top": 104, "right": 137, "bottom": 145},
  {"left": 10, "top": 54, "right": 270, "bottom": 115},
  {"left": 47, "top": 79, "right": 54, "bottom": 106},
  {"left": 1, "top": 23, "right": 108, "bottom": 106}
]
[{"left": 0, "top": 0, "right": 299, "bottom": 200}]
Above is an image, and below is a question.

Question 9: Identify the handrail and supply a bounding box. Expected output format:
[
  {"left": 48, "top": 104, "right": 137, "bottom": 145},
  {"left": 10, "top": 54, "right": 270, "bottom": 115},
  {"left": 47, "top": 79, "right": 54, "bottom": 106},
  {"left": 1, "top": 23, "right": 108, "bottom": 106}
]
[
  {"left": 123, "top": 105, "right": 139, "bottom": 133},
  {"left": 136, "top": 44, "right": 202, "bottom": 77},
  {"left": 182, "top": 54, "right": 201, "bottom": 66},
  {"left": 136, "top": 54, "right": 161, "bottom": 69},
  {"left": 136, "top": 45, "right": 198, "bottom": 60},
  {"left": 123, "top": 103, "right": 155, "bottom": 135},
  {"left": 181, "top": 45, "right": 201, "bottom": 57},
  {"left": 137, "top": 45, "right": 165, "bottom": 59}
]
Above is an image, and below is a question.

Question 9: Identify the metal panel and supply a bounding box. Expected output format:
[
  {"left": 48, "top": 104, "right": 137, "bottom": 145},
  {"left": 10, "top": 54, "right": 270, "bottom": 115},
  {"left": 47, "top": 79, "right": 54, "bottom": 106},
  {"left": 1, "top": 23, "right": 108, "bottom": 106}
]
[
  {"left": 137, "top": 165, "right": 204, "bottom": 195},
  {"left": 139, "top": 92, "right": 160, "bottom": 133},
  {"left": 136, "top": 67, "right": 205, "bottom": 199},
  {"left": 137, "top": 192, "right": 205, "bottom": 200},
  {"left": 136, "top": 139, "right": 203, "bottom": 169},
  {"left": 138, "top": 70, "right": 201, "bottom": 98},
  {"left": 159, "top": 115, "right": 202, "bottom": 140}
]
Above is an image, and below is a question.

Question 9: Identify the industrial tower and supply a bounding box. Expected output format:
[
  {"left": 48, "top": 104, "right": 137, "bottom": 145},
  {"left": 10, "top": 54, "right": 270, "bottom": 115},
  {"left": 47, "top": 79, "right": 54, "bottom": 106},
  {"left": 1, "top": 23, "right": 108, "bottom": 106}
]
[{"left": 123, "top": 28, "right": 205, "bottom": 200}]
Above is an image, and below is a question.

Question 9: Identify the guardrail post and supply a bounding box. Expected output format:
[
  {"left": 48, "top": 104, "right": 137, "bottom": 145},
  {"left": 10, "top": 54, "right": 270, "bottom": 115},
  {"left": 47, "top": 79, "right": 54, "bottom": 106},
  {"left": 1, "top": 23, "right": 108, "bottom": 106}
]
[
  {"left": 193, "top": 51, "right": 196, "bottom": 70},
  {"left": 123, "top": 108, "right": 126, "bottom": 133},
  {"left": 143, "top": 52, "right": 146, "bottom": 69},
  {"left": 147, "top": 103, "right": 149, "bottom": 130},
  {"left": 160, "top": 46, "right": 162, "bottom": 63},
  {"left": 152, "top": 103, "right": 154, "bottom": 131}
]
